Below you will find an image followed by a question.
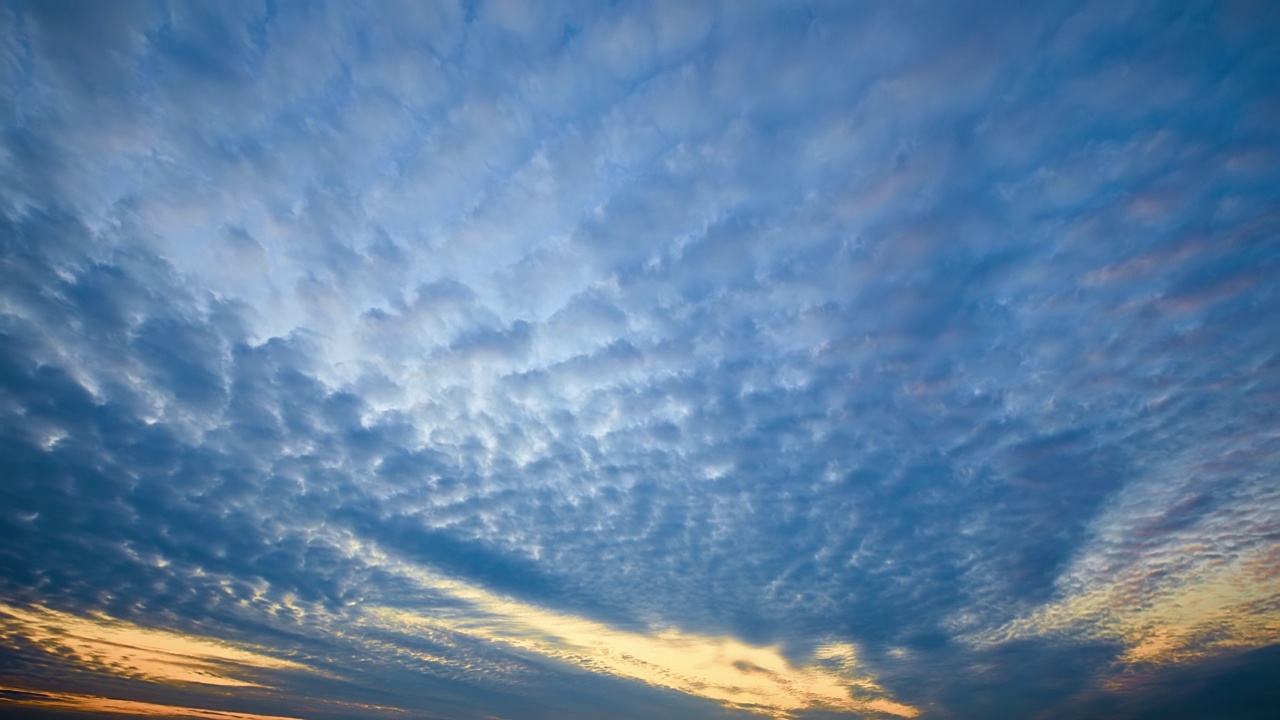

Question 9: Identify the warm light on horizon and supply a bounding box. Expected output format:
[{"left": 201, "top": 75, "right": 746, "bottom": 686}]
[
  {"left": 0, "top": 603, "right": 311, "bottom": 688},
  {"left": 966, "top": 545, "right": 1280, "bottom": 670},
  {"left": 0, "top": 685, "right": 304, "bottom": 720},
  {"left": 353, "top": 539, "right": 919, "bottom": 719}
]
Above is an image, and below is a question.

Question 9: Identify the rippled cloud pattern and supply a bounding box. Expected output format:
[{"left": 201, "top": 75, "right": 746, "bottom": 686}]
[{"left": 2, "top": 1, "right": 1278, "bottom": 719}]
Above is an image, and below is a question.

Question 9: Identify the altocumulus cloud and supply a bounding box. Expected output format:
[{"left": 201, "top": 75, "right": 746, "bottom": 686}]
[{"left": 2, "top": 1, "right": 1279, "bottom": 719}]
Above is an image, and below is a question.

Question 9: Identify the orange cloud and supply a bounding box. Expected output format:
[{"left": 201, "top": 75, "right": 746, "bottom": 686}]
[
  {"left": 966, "top": 544, "right": 1280, "bottom": 669},
  {"left": 0, "top": 603, "right": 309, "bottom": 687},
  {"left": 347, "top": 539, "right": 919, "bottom": 719},
  {"left": 0, "top": 681, "right": 302, "bottom": 717},
  {"left": 0, "top": 685, "right": 302, "bottom": 720}
]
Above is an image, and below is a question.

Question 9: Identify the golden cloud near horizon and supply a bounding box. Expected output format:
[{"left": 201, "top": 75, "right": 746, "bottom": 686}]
[
  {"left": 350, "top": 539, "right": 919, "bottom": 719},
  {"left": 0, "top": 685, "right": 303, "bottom": 720},
  {"left": 0, "top": 602, "right": 310, "bottom": 688},
  {"left": 965, "top": 543, "right": 1280, "bottom": 674}
]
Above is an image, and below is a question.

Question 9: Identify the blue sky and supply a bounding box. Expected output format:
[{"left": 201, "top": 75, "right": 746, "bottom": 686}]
[{"left": 1, "top": 1, "right": 1279, "bottom": 718}]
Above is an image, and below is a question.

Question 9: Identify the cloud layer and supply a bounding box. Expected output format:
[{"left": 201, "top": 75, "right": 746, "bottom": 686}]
[{"left": 2, "top": 1, "right": 1278, "bottom": 718}]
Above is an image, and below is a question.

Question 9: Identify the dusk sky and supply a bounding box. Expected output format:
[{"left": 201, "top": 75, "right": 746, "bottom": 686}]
[{"left": 2, "top": 2, "right": 1279, "bottom": 719}]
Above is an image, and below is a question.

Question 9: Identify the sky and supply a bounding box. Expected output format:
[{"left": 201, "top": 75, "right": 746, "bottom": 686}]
[{"left": 1, "top": 1, "right": 1278, "bottom": 718}]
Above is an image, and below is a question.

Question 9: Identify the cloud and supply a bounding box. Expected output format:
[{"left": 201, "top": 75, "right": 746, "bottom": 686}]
[
  {"left": 1, "top": 1, "right": 1279, "bottom": 719},
  {"left": 0, "top": 603, "right": 310, "bottom": 687},
  {"left": 0, "top": 685, "right": 304, "bottom": 720},
  {"left": 348, "top": 540, "right": 919, "bottom": 719},
  {"left": 962, "top": 474, "right": 1280, "bottom": 670},
  {"left": 1031, "top": 643, "right": 1280, "bottom": 720}
]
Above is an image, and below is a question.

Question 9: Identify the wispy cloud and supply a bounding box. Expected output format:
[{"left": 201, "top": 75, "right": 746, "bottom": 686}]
[
  {"left": 964, "top": 472, "right": 1280, "bottom": 671},
  {"left": 0, "top": 685, "right": 304, "bottom": 720},
  {"left": 348, "top": 540, "right": 918, "bottom": 718},
  {"left": 0, "top": 603, "right": 310, "bottom": 687}
]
